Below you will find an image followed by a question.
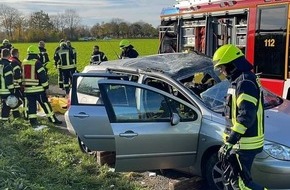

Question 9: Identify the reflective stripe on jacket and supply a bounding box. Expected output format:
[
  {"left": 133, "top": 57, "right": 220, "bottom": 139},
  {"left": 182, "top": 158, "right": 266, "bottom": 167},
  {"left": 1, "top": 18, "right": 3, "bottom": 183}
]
[
  {"left": 9, "top": 57, "right": 22, "bottom": 88},
  {"left": 55, "top": 47, "right": 76, "bottom": 70},
  {"left": 22, "top": 59, "right": 48, "bottom": 93},
  {"left": 0, "top": 58, "right": 14, "bottom": 95},
  {"left": 223, "top": 72, "right": 264, "bottom": 150}
]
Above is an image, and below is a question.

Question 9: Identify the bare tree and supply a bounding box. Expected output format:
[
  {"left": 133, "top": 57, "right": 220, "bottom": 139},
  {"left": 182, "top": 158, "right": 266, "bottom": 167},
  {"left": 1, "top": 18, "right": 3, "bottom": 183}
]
[
  {"left": 13, "top": 16, "right": 27, "bottom": 41},
  {"left": 129, "top": 22, "right": 142, "bottom": 38},
  {"left": 51, "top": 13, "right": 66, "bottom": 32},
  {"left": 76, "top": 25, "right": 90, "bottom": 38},
  {"left": 119, "top": 21, "right": 130, "bottom": 38},
  {"left": 0, "top": 4, "right": 21, "bottom": 40},
  {"left": 63, "top": 9, "right": 81, "bottom": 40}
]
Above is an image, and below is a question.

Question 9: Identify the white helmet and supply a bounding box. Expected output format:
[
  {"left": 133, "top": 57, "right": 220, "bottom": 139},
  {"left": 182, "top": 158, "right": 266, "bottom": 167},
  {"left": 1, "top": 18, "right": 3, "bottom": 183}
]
[{"left": 6, "top": 95, "right": 19, "bottom": 108}]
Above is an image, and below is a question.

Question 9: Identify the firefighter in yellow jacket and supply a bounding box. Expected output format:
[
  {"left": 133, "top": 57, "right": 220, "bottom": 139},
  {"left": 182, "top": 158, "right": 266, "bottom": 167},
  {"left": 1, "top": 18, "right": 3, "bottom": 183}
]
[
  {"left": 22, "top": 45, "right": 62, "bottom": 127},
  {"left": 213, "top": 44, "right": 266, "bottom": 189},
  {"left": 0, "top": 48, "right": 15, "bottom": 125}
]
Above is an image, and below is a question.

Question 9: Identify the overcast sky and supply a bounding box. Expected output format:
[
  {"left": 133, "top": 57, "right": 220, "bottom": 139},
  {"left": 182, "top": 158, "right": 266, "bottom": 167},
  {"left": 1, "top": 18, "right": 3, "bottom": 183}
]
[{"left": 1, "top": 0, "right": 177, "bottom": 27}]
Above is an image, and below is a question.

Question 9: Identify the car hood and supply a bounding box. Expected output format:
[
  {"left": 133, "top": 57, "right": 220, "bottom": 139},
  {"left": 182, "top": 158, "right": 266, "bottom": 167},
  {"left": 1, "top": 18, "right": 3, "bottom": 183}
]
[{"left": 265, "top": 99, "right": 290, "bottom": 147}]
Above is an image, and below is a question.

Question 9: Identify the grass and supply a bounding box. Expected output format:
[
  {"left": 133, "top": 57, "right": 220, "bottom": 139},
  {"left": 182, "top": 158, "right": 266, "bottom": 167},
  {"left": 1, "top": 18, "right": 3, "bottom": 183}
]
[
  {"left": 0, "top": 39, "right": 159, "bottom": 189},
  {"left": 14, "top": 39, "right": 159, "bottom": 85},
  {"left": 0, "top": 119, "right": 145, "bottom": 190}
]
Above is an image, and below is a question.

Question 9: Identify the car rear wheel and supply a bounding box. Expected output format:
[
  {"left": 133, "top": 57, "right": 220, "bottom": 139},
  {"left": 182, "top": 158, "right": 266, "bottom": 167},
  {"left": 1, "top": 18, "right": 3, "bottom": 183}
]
[
  {"left": 204, "top": 152, "right": 224, "bottom": 190},
  {"left": 77, "top": 137, "right": 93, "bottom": 154}
]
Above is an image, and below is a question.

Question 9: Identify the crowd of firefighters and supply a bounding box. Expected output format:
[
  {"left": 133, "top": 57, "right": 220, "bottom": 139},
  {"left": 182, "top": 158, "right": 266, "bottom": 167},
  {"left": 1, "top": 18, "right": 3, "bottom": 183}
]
[
  {"left": 0, "top": 39, "right": 77, "bottom": 127},
  {"left": 0, "top": 38, "right": 139, "bottom": 128}
]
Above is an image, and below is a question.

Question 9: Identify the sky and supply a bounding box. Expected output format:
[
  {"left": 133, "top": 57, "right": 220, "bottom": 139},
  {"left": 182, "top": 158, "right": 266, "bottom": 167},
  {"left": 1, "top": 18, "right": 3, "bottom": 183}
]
[{"left": 1, "top": 0, "right": 177, "bottom": 27}]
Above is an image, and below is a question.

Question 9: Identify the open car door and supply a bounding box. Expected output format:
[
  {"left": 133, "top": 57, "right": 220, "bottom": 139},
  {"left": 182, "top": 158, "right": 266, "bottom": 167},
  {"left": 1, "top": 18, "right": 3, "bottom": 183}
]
[
  {"left": 69, "top": 73, "right": 127, "bottom": 151},
  {"left": 98, "top": 79, "right": 202, "bottom": 172}
]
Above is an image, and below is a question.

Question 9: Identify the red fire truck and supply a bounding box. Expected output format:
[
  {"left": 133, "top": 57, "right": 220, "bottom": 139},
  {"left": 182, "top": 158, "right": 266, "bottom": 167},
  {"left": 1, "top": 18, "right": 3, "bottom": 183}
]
[{"left": 159, "top": 0, "right": 290, "bottom": 100}]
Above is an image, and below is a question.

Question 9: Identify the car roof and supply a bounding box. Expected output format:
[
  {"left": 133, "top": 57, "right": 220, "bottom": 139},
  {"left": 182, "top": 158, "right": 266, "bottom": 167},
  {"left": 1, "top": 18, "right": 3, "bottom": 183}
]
[{"left": 84, "top": 52, "right": 215, "bottom": 81}]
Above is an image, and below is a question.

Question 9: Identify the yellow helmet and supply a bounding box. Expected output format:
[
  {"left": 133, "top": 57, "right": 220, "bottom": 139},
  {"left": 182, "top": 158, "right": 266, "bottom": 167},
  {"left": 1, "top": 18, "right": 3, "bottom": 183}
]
[
  {"left": 212, "top": 44, "right": 244, "bottom": 68},
  {"left": 119, "top": 39, "right": 130, "bottom": 49},
  {"left": 27, "top": 45, "right": 40, "bottom": 54}
]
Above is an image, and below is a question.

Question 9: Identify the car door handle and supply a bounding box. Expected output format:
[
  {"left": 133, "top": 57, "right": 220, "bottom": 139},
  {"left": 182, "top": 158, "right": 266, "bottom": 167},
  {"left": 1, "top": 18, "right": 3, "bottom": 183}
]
[
  {"left": 119, "top": 130, "right": 138, "bottom": 138},
  {"left": 73, "top": 112, "right": 89, "bottom": 118}
]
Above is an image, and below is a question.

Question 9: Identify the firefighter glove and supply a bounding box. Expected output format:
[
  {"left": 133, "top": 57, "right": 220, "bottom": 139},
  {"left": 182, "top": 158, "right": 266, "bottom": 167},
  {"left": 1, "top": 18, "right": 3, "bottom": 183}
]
[{"left": 218, "top": 142, "right": 233, "bottom": 162}]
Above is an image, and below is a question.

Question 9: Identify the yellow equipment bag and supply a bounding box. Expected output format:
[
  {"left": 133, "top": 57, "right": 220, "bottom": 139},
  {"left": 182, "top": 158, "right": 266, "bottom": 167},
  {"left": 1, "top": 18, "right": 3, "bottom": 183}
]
[{"left": 49, "top": 96, "right": 68, "bottom": 114}]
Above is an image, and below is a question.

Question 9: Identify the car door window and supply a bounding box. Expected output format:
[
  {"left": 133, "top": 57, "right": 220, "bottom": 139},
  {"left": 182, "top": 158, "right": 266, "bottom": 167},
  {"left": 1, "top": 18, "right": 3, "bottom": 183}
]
[
  {"left": 77, "top": 76, "right": 102, "bottom": 105},
  {"left": 102, "top": 84, "right": 198, "bottom": 122},
  {"left": 167, "top": 99, "right": 198, "bottom": 121}
]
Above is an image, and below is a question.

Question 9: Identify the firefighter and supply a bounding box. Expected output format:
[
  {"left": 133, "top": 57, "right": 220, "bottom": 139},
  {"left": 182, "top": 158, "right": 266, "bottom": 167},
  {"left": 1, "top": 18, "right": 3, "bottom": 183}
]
[
  {"left": 38, "top": 40, "right": 50, "bottom": 73},
  {"left": 213, "top": 44, "right": 266, "bottom": 189},
  {"left": 119, "top": 39, "right": 139, "bottom": 59},
  {"left": 9, "top": 48, "right": 23, "bottom": 118},
  {"left": 90, "top": 45, "right": 108, "bottom": 64},
  {"left": 66, "top": 40, "right": 77, "bottom": 66},
  {"left": 0, "top": 48, "right": 15, "bottom": 125},
  {"left": 0, "top": 39, "right": 13, "bottom": 52},
  {"left": 54, "top": 42, "right": 76, "bottom": 95},
  {"left": 54, "top": 39, "right": 65, "bottom": 89},
  {"left": 22, "top": 45, "right": 62, "bottom": 127}
]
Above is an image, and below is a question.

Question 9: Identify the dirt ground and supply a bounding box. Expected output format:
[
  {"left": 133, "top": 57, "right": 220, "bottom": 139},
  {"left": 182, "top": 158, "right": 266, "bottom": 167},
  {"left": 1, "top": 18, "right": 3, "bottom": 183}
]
[{"left": 130, "top": 170, "right": 208, "bottom": 190}]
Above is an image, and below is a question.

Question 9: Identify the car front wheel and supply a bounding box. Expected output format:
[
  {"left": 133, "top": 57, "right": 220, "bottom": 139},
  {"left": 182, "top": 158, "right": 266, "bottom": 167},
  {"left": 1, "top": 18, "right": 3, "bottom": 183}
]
[
  {"left": 77, "top": 137, "right": 94, "bottom": 154},
  {"left": 204, "top": 152, "right": 224, "bottom": 190}
]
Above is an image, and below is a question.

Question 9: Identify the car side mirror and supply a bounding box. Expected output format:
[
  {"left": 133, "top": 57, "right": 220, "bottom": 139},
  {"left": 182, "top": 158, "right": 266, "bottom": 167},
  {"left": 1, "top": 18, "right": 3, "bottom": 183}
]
[{"left": 171, "top": 113, "right": 180, "bottom": 125}]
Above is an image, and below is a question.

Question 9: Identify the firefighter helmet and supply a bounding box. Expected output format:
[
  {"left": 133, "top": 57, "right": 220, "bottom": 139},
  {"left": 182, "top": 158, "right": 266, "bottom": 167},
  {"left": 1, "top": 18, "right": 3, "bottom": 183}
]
[
  {"left": 6, "top": 95, "right": 19, "bottom": 108},
  {"left": 39, "top": 40, "right": 45, "bottom": 47},
  {"left": 213, "top": 44, "right": 244, "bottom": 68},
  {"left": 27, "top": 45, "right": 40, "bottom": 54},
  {"left": 119, "top": 39, "right": 130, "bottom": 49},
  {"left": 60, "top": 42, "right": 67, "bottom": 48},
  {"left": 2, "top": 39, "right": 9, "bottom": 45},
  {"left": 66, "top": 40, "right": 71, "bottom": 46}
]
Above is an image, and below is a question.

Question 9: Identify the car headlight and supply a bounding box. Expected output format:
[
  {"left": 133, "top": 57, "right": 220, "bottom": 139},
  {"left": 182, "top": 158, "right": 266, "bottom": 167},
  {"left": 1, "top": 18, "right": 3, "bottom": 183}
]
[{"left": 264, "top": 141, "right": 290, "bottom": 161}]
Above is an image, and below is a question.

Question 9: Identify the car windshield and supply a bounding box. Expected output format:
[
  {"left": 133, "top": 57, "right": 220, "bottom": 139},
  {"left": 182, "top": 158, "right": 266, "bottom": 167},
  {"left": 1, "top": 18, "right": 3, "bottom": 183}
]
[{"left": 200, "top": 80, "right": 283, "bottom": 113}]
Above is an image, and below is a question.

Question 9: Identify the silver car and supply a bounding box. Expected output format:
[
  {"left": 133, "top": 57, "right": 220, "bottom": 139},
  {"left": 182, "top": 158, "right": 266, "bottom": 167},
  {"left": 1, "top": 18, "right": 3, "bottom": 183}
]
[{"left": 66, "top": 53, "right": 290, "bottom": 189}]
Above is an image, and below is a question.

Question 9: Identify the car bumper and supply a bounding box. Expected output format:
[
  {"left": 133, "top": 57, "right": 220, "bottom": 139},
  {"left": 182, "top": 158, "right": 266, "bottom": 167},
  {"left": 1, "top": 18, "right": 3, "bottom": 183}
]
[
  {"left": 64, "top": 110, "right": 76, "bottom": 135},
  {"left": 252, "top": 153, "right": 290, "bottom": 189}
]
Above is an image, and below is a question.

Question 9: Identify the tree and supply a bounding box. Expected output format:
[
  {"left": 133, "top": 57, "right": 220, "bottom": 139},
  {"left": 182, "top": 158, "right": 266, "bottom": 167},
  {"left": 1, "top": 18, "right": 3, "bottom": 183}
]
[
  {"left": 50, "top": 13, "right": 66, "bottom": 32},
  {"left": 0, "top": 4, "right": 21, "bottom": 40},
  {"left": 28, "top": 10, "right": 54, "bottom": 41},
  {"left": 63, "top": 9, "right": 81, "bottom": 40},
  {"left": 140, "top": 22, "right": 158, "bottom": 38},
  {"left": 76, "top": 25, "right": 91, "bottom": 38},
  {"left": 129, "top": 22, "right": 142, "bottom": 38},
  {"left": 13, "top": 16, "right": 27, "bottom": 42},
  {"left": 119, "top": 21, "right": 130, "bottom": 38},
  {"left": 0, "top": 4, "right": 159, "bottom": 42}
]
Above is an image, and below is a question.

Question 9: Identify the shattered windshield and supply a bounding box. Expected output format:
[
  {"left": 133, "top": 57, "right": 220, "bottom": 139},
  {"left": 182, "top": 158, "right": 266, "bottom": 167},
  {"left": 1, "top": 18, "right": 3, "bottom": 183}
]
[
  {"left": 200, "top": 80, "right": 283, "bottom": 113},
  {"left": 200, "top": 80, "right": 228, "bottom": 113}
]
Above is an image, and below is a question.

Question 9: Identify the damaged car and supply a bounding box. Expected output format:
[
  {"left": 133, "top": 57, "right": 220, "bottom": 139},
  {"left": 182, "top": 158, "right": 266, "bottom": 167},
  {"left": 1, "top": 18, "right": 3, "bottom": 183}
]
[{"left": 66, "top": 53, "right": 290, "bottom": 189}]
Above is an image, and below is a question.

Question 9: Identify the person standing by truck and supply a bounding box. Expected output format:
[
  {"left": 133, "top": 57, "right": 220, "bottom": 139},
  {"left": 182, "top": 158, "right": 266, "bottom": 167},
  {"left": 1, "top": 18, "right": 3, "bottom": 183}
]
[{"left": 213, "top": 44, "right": 266, "bottom": 189}]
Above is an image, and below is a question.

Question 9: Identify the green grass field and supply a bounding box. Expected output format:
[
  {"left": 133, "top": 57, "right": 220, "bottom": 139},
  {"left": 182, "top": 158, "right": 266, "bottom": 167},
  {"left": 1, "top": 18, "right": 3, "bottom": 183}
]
[
  {"left": 0, "top": 39, "right": 159, "bottom": 189},
  {"left": 14, "top": 39, "right": 159, "bottom": 85}
]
